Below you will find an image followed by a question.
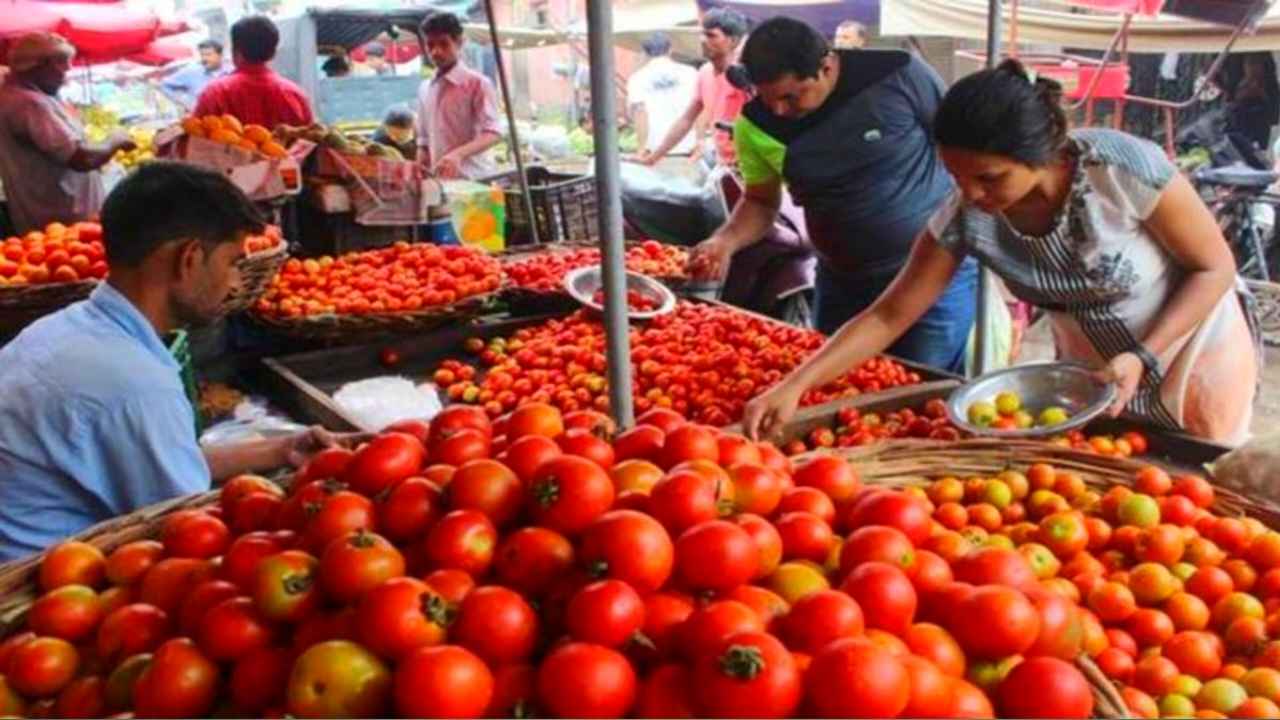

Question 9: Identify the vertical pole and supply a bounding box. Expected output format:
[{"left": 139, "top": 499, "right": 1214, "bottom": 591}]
[
  {"left": 585, "top": 0, "right": 635, "bottom": 428},
  {"left": 973, "top": 0, "right": 1002, "bottom": 377},
  {"left": 482, "top": 0, "right": 539, "bottom": 245}
]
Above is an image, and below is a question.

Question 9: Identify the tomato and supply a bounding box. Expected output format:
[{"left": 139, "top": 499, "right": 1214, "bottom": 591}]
[
  {"left": 558, "top": 427, "right": 617, "bottom": 469},
  {"left": 537, "top": 642, "right": 637, "bottom": 718},
  {"left": 432, "top": 428, "right": 491, "bottom": 467},
  {"left": 0, "top": 632, "right": 34, "bottom": 676},
  {"left": 783, "top": 589, "right": 864, "bottom": 654},
  {"left": 342, "top": 432, "right": 426, "bottom": 496},
  {"left": 40, "top": 541, "right": 105, "bottom": 590},
  {"left": 1187, "top": 566, "right": 1235, "bottom": 605},
  {"left": 449, "top": 459, "right": 525, "bottom": 527},
  {"left": 635, "top": 664, "right": 695, "bottom": 718},
  {"left": 53, "top": 675, "right": 105, "bottom": 719},
  {"left": 903, "top": 622, "right": 966, "bottom": 677},
  {"left": 139, "top": 558, "right": 215, "bottom": 614},
  {"left": 230, "top": 646, "right": 293, "bottom": 713},
  {"left": 528, "top": 455, "right": 615, "bottom": 536},
  {"left": 735, "top": 513, "right": 783, "bottom": 579},
  {"left": 423, "top": 568, "right": 475, "bottom": 605},
  {"left": 954, "top": 585, "right": 1041, "bottom": 659},
  {"left": 500, "top": 434, "right": 563, "bottom": 484},
  {"left": 612, "top": 426, "right": 665, "bottom": 464},
  {"left": 253, "top": 550, "right": 321, "bottom": 622},
  {"left": 220, "top": 531, "right": 291, "bottom": 593},
  {"left": 901, "top": 655, "right": 953, "bottom": 718},
  {"left": 673, "top": 519, "right": 758, "bottom": 593},
  {"left": 805, "top": 637, "right": 910, "bottom": 718},
  {"left": 429, "top": 405, "right": 493, "bottom": 447},
  {"left": 952, "top": 546, "right": 1038, "bottom": 589},
  {"left": 658, "top": 424, "right": 719, "bottom": 469},
  {"left": 692, "top": 631, "right": 800, "bottom": 717},
  {"left": 723, "top": 465, "right": 778, "bottom": 518},
  {"left": 197, "top": 596, "right": 275, "bottom": 662},
  {"left": 384, "top": 418, "right": 432, "bottom": 445},
  {"left": 226, "top": 491, "right": 284, "bottom": 534},
  {"left": 97, "top": 603, "right": 170, "bottom": 663},
  {"left": 648, "top": 470, "right": 723, "bottom": 534},
  {"left": 105, "top": 540, "right": 164, "bottom": 586},
  {"left": 423, "top": 509, "right": 496, "bottom": 576},
  {"left": 486, "top": 663, "right": 537, "bottom": 718},
  {"left": 287, "top": 640, "right": 391, "bottom": 718},
  {"left": 376, "top": 476, "right": 443, "bottom": 543},
  {"left": 319, "top": 529, "right": 406, "bottom": 604},
  {"left": 681, "top": 600, "right": 766, "bottom": 661},
  {"left": 792, "top": 455, "right": 859, "bottom": 505},
  {"left": 161, "top": 511, "right": 230, "bottom": 559},
  {"left": 1024, "top": 587, "right": 1083, "bottom": 660},
  {"left": 391, "top": 644, "right": 493, "bottom": 719},
  {"left": 133, "top": 638, "right": 218, "bottom": 718},
  {"left": 950, "top": 678, "right": 996, "bottom": 718},
  {"left": 643, "top": 592, "right": 697, "bottom": 660},
  {"left": 772, "top": 511, "right": 833, "bottom": 564},
  {"left": 847, "top": 491, "right": 929, "bottom": 544},
  {"left": 839, "top": 525, "right": 916, "bottom": 576},
  {"left": 451, "top": 586, "right": 539, "bottom": 663},
  {"left": 839, "top": 561, "right": 917, "bottom": 635},
  {"left": 297, "top": 447, "right": 355, "bottom": 484},
  {"left": 495, "top": 526, "right": 575, "bottom": 597},
  {"left": 221, "top": 474, "right": 284, "bottom": 516},
  {"left": 1173, "top": 474, "right": 1215, "bottom": 508},
  {"left": 28, "top": 584, "right": 101, "bottom": 642},
  {"left": 7, "top": 637, "right": 78, "bottom": 697},
  {"left": 356, "top": 577, "right": 450, "bottom": 660},
  {"left": 566, "top": 580, "right": 645, "bottom": 648},
  {"left": 997, "top": 656, "right": 1093, "bottom": 718},
  {"left": 303, "top": 491, "right": 376, "bottom": 552},
  {"left": 184, "top": 583, "right": 252, "bottom": 643},
  {"left": 637, "top": 407, "right": 686, "bottom": 435},
  {"left": 1164, "top": 630, "right": 1224, "bottom": 679},
  {"left": 1037, "top": 510, "right": 1090, "bottom": 559}
]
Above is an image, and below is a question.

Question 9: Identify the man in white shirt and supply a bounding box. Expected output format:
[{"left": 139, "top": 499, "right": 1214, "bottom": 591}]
[{"left": 627, "top": 33, "right": 698, "bottom": 155}]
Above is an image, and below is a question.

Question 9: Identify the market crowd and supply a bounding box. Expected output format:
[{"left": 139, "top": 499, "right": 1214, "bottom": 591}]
[{"left": 0, "top": 9, "right": 1263, "bottom": 560}]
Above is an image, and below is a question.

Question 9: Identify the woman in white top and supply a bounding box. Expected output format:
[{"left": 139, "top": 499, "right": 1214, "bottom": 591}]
[{"left": 744, "top": 60, "right": 1260, "bottom": 445}]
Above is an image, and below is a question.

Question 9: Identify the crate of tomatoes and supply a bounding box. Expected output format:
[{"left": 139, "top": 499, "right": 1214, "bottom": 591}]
[{"left": 0, "top": 221, "right": 108, "bottom": 334}]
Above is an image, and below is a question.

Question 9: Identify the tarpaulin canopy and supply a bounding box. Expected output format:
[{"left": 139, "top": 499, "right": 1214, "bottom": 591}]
[
  {"left": 697, "top": 0, "right": 880, "bottom": 34},
  {"left": 0, "top": 0, "right": 188, "bottom": 65}
]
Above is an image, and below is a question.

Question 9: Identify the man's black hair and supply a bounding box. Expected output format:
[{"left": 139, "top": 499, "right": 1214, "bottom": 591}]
[
  {"left": 101, "top": 162, "right": 265, "bottom": 268},
  {"left": 383, "top": 104, "right": 415, "bottom": 128},
  {"left": 421, "top": 12, "right": 464, "bottom": 39},
  {"left": 231, "top": 15, "right": 279, "bottom": 64},
  {"left": 641, "top": 32, "right": 671, "bottom": 57},
  {"left": 365, "top": 42, "right": 386, "bottom": 58},
  {"left": 322, "top": 55, "right": 350, "bottom": 77},
  {"left": 197, "top": 39, "right": 223, "bottom": 55},
  {"left": 741, "top": 16, "right": 829, "bottom": 84},
  {"left": 703, "top": 8, "right": 749, "bottom": 39}
]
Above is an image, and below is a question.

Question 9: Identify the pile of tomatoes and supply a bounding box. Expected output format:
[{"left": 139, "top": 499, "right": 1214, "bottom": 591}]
[
  {"left": 432, "top": 303, "right": 921, "bottom": 425},
  {"left": 502, "top": 241, "right": 688, "bottom": 292},
  {"left": 0, "top": 222, "right": 108, "bottom": 287},
  {"left": 590, "top": 289, "right": 661, "bottom": 313},
  {"left": 243, "top": 226, "right": 283, "bottom": 256},
  {"left": 255, "top": 242, "right": 502, "bottom": 319}
]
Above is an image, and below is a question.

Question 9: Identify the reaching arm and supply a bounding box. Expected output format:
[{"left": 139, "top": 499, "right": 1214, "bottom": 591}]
[
  {"left": 66, "top": 138, "right": 134, "bottom": 172},
  {"left": 689, "top": 179, "right": 783, "bottom": 279},
  {"left": 203, "top": 427, "right": 354, "bottom": 482},
  {"left": 632, "top": 103, "right": 649, "bottom": 151},
  {"left": 644, "top": 94, "right": 703, "bottom": 164}
]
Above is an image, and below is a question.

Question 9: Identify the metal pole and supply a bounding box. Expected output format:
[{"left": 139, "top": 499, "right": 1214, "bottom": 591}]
[
  {"left": 482, "top": 0, "right": 539, "bottom": 245},
  {"left": 585, "top": 0, "right": 635, "bottom": 428},
  {"left": 973, "top": 0, "right": 1002, "bottom": 377}
]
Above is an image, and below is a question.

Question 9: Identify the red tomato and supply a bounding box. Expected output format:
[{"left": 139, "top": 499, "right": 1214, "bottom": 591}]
[
  {"left": 567, "top": 580, "right": 645, "bottom": 648},
  {"left": 792, "top": 455, "right": 860, "bottom": 504},
  {"left": 674, "top": 520, "right": 759, "bottom": 593},
  {"left": 230, "top": 645, "right": 293, "bottom": 713},
  {"left": 528, "top": 455, "right": 615, "bottom": 536},
  {"left": 729, "top": 464, "right": 783, "bottom": 516},
  {"left": 805, "top": 637, "right": 910, "bottom": 718},
  {"left": 376, "top": 477, "right": 444, "bottom": 543},
  {"left": 451, "top": 586, "right": 539, "bottom": 664},
  {"left": 558, "top": 427, "right": 617, "bottom": 469},
  {"left": 197, "top": 596, "right": 275, "bottom": 662},
  {"left": 637, "top": 407, "right": 686, "bottom": 435},
  {"left": 139, "top": 558, "right": 215, "bottom": 614},
  {"left": 342, "top": 432, "right": 426, "bottom": 496},
  {"left": 303, "top": 491, "right": 376, "bottom": 553},
  {"left": 253, "top": 550, "right": 321, "bottom": 623},
  {"left": 499, "top": 435, "right": 563, "bottom": 484},
  {"left": 104, "top": 540, "right": 164, "bottom": 587},
  {"left": 449, "top": 459, "right": 525, "bottom": 527},
  {"left": 429, "top": 405, "right": 493, "bottom": 447},
  {"left": 848, "top": 491, "right": 931, "bottom": 545},
  {"left": 432, "top": 428, "right": 491, "bottom": 467},
  {"left": 839, "top": 525, "right": 917, "bottom": 576},
  {"left": 319, "top": 529, "right": 406, "bottom": 605},
  {"left": 7, "top": 637, "right": 78, "bottom": 698},
  {"left": 423, "top": 510, "right": 497, "bottom": 577},
  {"left": 954, "top": 585, "right": 1041, "bottom": 660},
  {"left": 901, "top": 655, "right": 954, "bottom": 718},
  {"left": 648, "top": 470, "right": 722, "bottom": 534},
  {"left": 997, "top": 657, "right": 1093, "bottom": 718},
  {"left": 384, "top": 418, "right": 431, "bottom": 445},
  {"left": 839, "top": 561, "right": 918, "bottom": 635},
  {"left": 178, "top": 580, "right": 241, "bottom": 637},
  {"left": 635, "top": 664, "right": 696, "bottom": 718},
  {"left": 356, "top": 577, "right": 450, "bottom": 660},
  {"left": 657, "top": 424, "right": 719, "bottom": 469},
  {"left": 486, "top": 663, "right": 536, "bottom": 718},
  {"left": 161, "top": 511, "right": 229, "bottom": 559},
  {"left": 133, "top": 638, "right": 218, "bottom": 718},
  {"left": 537, "top": 642, "right": 637, "bottom": 718},
  {"left": 902, "top": 622, "right": 967, "bottom": 678},
  {"left": 28, "top": 584, "right": 101, "bottom": 642},
  {"left": 39, "top": 541, "right": 105, "bottom": 590},
  {"left": 297, "top": 446, "right": 355, "bottom": 485},
  {"left": 97, "top": 602, "right": 170, "bottom": 664},
  {"left": 53, "top": 675, "right": 105, "bottom": 719},
  {"left": 505, "top": 402, "right": 564, "bottom": 440},
  {"left": 952, "top": 546, "right": 1038, "bottom": 589},
  {"left": 777, "top": 487, "right": 836, "bottom": 526},
  {"left": 643, "top": 592, "right": 697, "bottom": 660},
  {"left": 950, "top": 679, "right": 997, "bottom": 717},
  {"left": 221, "top": 474, "right": 284, "bottom": 517},
  {"left": 735, "top": 513, "right": 783, "bottom": 579},
  {"left": 422, "top": 568, "right": 475, "bottom": 605},
  {"left": 613, "top": 425, "right": 666, "bottom": 463},
  {"left": 494, "top": 527, "right": 575, "bottom": 597},
  {"left": 692, "top": 631, "right": 801, "bottom": 717},
  {"left": 681, "top": 600, "right": 766, "bottom": 661},
  {"left": 1025, "top": 587, "right": 1084, "bottom": 660},
  {"left": 1163, "top": 630, "right": 1224, "bottom": 679},
  {"left": 774, "top": 512, "right": 834, "bottom": 564},
  {"left": 783, "top": 589, "right": 865, "bottom": 654}
]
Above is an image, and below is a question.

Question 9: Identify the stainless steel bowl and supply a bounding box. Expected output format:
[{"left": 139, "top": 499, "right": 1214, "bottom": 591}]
[
  {"left": 564, "top": 265, "right": 676, "bottom": 320},
  {"left": 946, "top": 361, "right": 1118, "bottom": 438}
]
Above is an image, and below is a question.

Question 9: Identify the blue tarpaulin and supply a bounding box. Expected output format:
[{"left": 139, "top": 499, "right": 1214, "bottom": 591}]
[{"left": 697, "top": 0, "right": 881, "bottom": 35}]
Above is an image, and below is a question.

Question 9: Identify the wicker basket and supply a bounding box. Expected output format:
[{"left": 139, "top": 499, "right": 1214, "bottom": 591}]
[
  {"left": 0, "top": 280, "right": 96, "bottom": 335},
  {"left": 250, "top": 290, "right": 500, "bottom": 344},
  {"left": 222, "top": 241, "right": 288, "bottom": 315}
]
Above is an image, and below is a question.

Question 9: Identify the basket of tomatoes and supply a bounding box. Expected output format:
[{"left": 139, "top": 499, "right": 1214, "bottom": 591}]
[
  {"left": 498, "top": 240, "right": 689, "bottom": 314},
  {"left": 0, "top": 221, "right": 108, "bottom": 334},
  {"left": 222, "top": 226, "right": 289, "bottom": 315},
  {"left": 251, "top": 242, "right": 505, "bottom": 342}
]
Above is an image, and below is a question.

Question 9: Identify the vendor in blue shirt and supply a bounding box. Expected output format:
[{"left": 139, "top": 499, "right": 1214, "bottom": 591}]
[
  {"left": 690, "top": 17, "right": 977, "bottom": 373},
  {"left": 160, "top": 40, "right": 230, "bottom": 110},
  {"left": 0, "top": 161, "right": 336, "bottom": 561}
]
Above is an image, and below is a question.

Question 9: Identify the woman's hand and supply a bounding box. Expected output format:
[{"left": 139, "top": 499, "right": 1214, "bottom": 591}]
[
  {"left": 1095, "top": 352, "right": 1145, "bottom": 417},
  {"left": 742, "top": 378, "right": 807, "bottom": 441}
]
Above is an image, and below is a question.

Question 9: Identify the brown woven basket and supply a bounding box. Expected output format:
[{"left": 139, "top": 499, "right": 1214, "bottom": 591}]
[
  {"left": 0, "top": 280, "right": 97, "bottom": 334},
  {"left": 222, "top": 240, "right": 288, "bottom": 314},
  {"left": 250, "top": 289, "right": 500, "bottom": 343},
  {"left": 0, "top": 490, "right": 218, "bottom": 637}
]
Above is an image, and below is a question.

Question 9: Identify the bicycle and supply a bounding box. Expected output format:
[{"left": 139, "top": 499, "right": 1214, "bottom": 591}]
[{"left": 1191, "top": 165, "right": 1280, "bottom": 282}]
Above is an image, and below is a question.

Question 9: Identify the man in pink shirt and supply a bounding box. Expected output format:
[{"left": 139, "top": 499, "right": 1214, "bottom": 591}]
[
  {"left": 640, "top": 8, "right": 750, "bottom": 167},
  {"left": 194, "top": 15, "right": 313, "bottom": 129},
  {"left": 414, "top": 13, "right": 502, "bottom": 180}
]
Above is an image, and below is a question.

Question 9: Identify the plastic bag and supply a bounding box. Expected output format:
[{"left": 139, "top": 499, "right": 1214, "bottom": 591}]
[
  {"left": 332, "top": 376, "right": 443, "bottom": 432},
  {"left": 199, "top": 396, "right": 307, "bottom": 448},
  {"left": 965, "top": 270, "right": 1015, "bottom": 375}
]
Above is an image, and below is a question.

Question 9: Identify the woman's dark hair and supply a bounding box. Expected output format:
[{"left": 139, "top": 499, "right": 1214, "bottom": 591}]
[
  {"left": 102, "top": 161, "right": 264, "bottom": 268},
  {"left": 934, "top": 59, "right": 1069, "bottom": 166},
  {"left": 421, "top": 12, "right": 464, "bottom": 39},
  {"left": 703, "top": 8, "right": 749, "bottom": 39},
  {"left": 741, "top": 17, "right": 829, "bottom": 84},
  {"left": 230, "top": 15, "right": 279, "bottom": 64}
]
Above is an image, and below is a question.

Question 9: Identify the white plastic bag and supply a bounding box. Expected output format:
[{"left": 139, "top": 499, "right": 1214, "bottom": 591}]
[{"left": 332, "top": 376, "right": 443, "bottom": 433}]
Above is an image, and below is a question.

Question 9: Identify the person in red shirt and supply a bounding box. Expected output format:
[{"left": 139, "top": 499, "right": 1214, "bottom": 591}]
[{"left": 194, "top": 15, "right": 313, "bottom": 129}]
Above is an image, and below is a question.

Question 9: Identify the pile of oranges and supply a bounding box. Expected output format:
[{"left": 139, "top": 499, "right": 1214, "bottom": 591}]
[
  {"left": 180, "top": 115, "right": 288, "bottom": 160},
  {"left": 0, "top": 221, "right": 108, "bottom": 286}
]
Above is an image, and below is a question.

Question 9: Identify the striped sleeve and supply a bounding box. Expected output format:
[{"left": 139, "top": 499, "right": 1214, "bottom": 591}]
[{"left": 926, "top": 190, "right": 969, "bottom": 256}]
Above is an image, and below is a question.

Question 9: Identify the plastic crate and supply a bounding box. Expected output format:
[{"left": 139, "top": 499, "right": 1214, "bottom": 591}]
[
  {"left": 487, "top": 166, "right": 598, "bottom": 246},
  {"left": 166, "top": 330, "right": 202, "bottom": 437}
]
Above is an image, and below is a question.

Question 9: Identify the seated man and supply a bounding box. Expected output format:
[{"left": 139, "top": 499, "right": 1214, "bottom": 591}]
[{"left": 0, "top": 161, "right": 334, "bottom": 561}]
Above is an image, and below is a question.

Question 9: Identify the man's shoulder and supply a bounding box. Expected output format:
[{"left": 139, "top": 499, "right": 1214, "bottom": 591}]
[{"left": 0, "top": 83, "right": 45, "bottom": 113}]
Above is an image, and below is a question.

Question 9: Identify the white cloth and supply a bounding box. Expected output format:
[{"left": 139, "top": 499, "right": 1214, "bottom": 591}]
[{"left": 627, "top": 56, "right": 698, "bottom": 154}]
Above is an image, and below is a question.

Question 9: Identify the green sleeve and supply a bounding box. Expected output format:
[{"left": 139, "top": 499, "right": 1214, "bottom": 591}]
[{"left": 734, "top": 115, "right": 786, "bottom": 187}]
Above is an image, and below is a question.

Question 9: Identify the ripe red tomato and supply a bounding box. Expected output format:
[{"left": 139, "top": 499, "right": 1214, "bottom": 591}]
[
  {"left": 1025, "top": 587, "right": 1084, "bottom": 660},
  {"left": 692, "top": 631, "right": 801, "bottom": 717},
  {"left": 139, "top": 557, "right": 215, "bottom": 614},
  {"left": 495, "top": 527, "right": 575, "bottom": 597},
  {"left": 728, "top": 464, "right": 783, "bottom": 516},
  {"left": 499, "top": 435, "right": 563, "bottom": 484},
  {"left": 674, "top": 520, "right": 759, "bottom": 592},
  {"left": 528, "top": 455, "right": 615, "bottom": 536},
  {"left": 384, "top": 418, "right": 431, "bottom": 445},
  {"left": 680, "top": 600, "right": 766, "bottom": 661},
  {"left": 794, "top": 455, "right": 860, "bottom": 504},
  {"left": 395, "top": 644, "right": 493, "bottom": 719},
  {"left": 161, "top": 511, "right": 229, "bottom": 559},
  {"left": 319, "top": 529, "right": 406, "bottom": 605},
  {"left": 133, "top": 638, "right": 218, "bottom": 718},
  {"left": 287, "top": 640, "right": 391, "bottom": 718},
  {"left": 658, "top": 424, "right": 719, "bottom": 469},
  {"left": 197, "top": 596, "right": 275, "bottom": 662},
  {"left": 376, "top": 476, "right": 444, "bottom": 543},
  {"left": 997, "top": 657, "right": 1093, "bottom": 718},
  {"left": 451, "top": 586, "right": 539, "bottom": 664},
  {"left": 774, "top": 512, "right": 834, "bottom": 564},
  {"left": 839, "top": 561, "right": 918, "bottom": 635},
  {"left": 28, "top": 584, "right": 101, "bottom": 642},
  {"left": 296, "top": 447, "right": 354, "bottom": 484},
  {"left": 253, "top": 550, "right": 321, "bottom": 623},
  {"left": 449, "top": 459, "right": 525, "bottom": 527},
  {"left": 230, "top": 645, "right": 293, "bottom": 713},
  {"left": 783, "top": 589, "right": 865, "bottom": 654},
  {"left": 424, "top": 510, "right": 497, "bottom": 577},
  {"left": 486, "top": 663, "right": 536, "bottom": 718},
  {"left": 356, "top": 577, "right": 450, "bottom": 660},
  {"left": 901, "top": 655, "right": 954, "bottom": 718},
  {"left": 104, "top": 540, "right": 164, "bottom": 587},
  {"left": 506, "top": 402, "right": 564, "bottom": 440},
  {"left": 637, "top": 407, "right": 686, "bottom": 435},
  {"left": 614, "top": 425, "right": 665, "bottom": 462},
  {"left": 954, "top": 585, "right": 1041, "bottom": 659},
  {"left": 432, "top": 428, "right": 492, "bottom": 467},
  {"left": 39, "top": 541, "right": 105, "bottom": 590},
  {"left": 952, "top": 546, "right": 1038, "bottom": 589},
  {"left": 429, "top": 405, "right": 493, "bottom": 447},
  {"left": 221, "top": 474, "right": 284, "bottom": 516},
  {"left": 97, "top": 602, "right": 170, "bottom": 663},
  {"left": 839, "top": 525, "right": 917, "bottom": 576},
  {"left": 777, "top": 487, "right": 836, "bottom": 526},
  {"left": 7, "top": 637, "right": 78, "bottom": 698},
  {"left": 805, "top": 637, "right": 910, "bottom": 718},
  {"left": 537, "top": 642, "right": 637, "bottom": 718},
  {"left": 343, "top": 432, "right": 426, "bottom": 496},
  {"left": 567, "top": 580, "right": 645, "bottom": 648},
  {"left": 558, "top": 427, "right": 617, "bottom": 469},
  {"left": 903, "top": 622, "right": 967, "bottom": 677},
  {"left": 178, "top": 579, "right": 241, "bottom": 636},
  {"left": 53, "top": 675, "right": 105, "bottom": 719},
  {"left": 648, "top": 470, "right": 722, "bottom": 534},
  {"left": 635, "top": 664, "right": 696, "bottom": 718},
  {"left": 848, "top": 491, "right": 930, "bottom": 545},
  {"left": 422, "top": 569, "right": 475, "bottom": 605},
  {"left": 735, "top": 513, "right": 783, "bottom": 579},
  {"left": 303, "top": 491, "right": 376, "bottom": 552}
]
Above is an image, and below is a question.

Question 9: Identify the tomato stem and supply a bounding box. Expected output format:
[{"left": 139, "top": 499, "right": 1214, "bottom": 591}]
[
  {"left": 719, "top": 644, "right": 765, "bottom": 680},
  {"left": 533, "top": 480, "right": 560, "bottom": 508}
]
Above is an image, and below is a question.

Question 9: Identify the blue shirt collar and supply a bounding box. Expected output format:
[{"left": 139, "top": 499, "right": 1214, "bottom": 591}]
[{"left": 88, "top": 283, "right": 179, "bottom": 373}]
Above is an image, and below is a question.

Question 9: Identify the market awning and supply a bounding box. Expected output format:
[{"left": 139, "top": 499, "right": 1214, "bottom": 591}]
[{"left": 0, "top": 0, "right": 188, "bottom": 65}]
